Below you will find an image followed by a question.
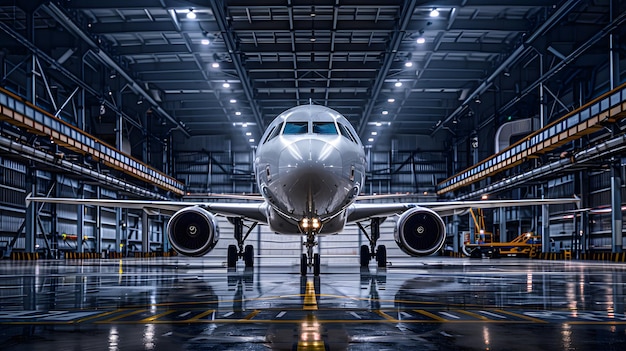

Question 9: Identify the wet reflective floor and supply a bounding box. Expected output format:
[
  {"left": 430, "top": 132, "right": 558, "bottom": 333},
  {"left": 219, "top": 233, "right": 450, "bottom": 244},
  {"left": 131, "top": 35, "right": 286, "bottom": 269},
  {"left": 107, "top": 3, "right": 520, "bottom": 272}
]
[{"left": 1, "top": 257, "right": 626, "bottom": 350}]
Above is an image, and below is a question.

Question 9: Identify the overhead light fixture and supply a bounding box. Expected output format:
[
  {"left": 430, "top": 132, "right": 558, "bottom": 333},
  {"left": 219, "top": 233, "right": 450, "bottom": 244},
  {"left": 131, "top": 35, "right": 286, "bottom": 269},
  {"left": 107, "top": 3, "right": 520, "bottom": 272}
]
[
  {"left": 430, "top": 9, "right": 440, "bottom": 17},
  {"left": 201, "top": 39, "right": 210, "bottom": 45},
  {"left": 211, "top": 62, "right": 220, "bottom": 68},
  {"left": 368, "top": 138, "right": 374, "bottom": 142},
  {"left": 230, "top": 99, "right": 237, "bottom": 103},
  {"left": 223, "top": 82, "right": 230, "bottom": 88},
  {"left": 371, "top": 131, "right": 378, "bottom": 136},
  {"left": 242, "top": 123, "right": 248, "bottom": 128},
  {"left": 387, "top": 98, "right": 395, "bottom": 103},
  {"left": 416, "top": 37, "right": 426, "bottom": 44},
  {"left": 186, "top": 9, "right": 196, "bottom": 19},
  {"left": 382, "top": 110, "right": 388, "bottom": 115},
  {"left": 405, "top": 61, "right": 414, "bottom": 68},
  {"left": 235, "top": 111, "right": 242, "bottom": 116},
  {"left": 246, "top": 132, "right": 252, "bottom": 136},
  {"left": 475, "top": 95, "right": 481, "bottom": 104},
  {"left": 394, "top": 81, "right": 402, "bottom": 87},
  {"left": 375, "top": 122, "right": 382, "bottom": 126},
  {"left": 249, "top": 138, "right": 255, "bottom": 143}
]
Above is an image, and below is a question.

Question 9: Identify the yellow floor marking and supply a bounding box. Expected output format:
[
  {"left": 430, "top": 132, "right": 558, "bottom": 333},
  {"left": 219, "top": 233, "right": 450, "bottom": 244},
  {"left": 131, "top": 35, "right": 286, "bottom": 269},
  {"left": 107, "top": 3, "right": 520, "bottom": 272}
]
[
  {"left": 74, "top": 310, "right": 120, "bottom": 324},
  {"left": 375, "top": 310, "right": 399, "bottom": 322},
  {"left": 456, "top": 310, "right": 489, "bottom": 320},
  {"left": 140, "top": 310, "right": 176, "bottom": 323},
  {"left": 303, "top": 280, "right": 318, "bottom": 310},
  {"left": 243, "top": 310, "right": 261, "bottom": 320},
  {"left": 96, "top": 309, "right": 148, "bottom": 323},
  {"left": 185, "top": 309, "right": 216, "bottom": 322},
  {"left": 413, "top": 309, "right": 447, "bottom": 321},
  {"left": 494, "top": 309, "right": 549, "bottom": 324}
]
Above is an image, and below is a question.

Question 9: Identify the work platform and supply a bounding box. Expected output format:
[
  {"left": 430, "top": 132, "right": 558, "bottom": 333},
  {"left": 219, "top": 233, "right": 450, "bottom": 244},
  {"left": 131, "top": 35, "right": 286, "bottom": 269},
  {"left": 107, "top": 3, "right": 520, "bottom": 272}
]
[{"left": 1, "top": 257, "right": 626, "bottom": 350}]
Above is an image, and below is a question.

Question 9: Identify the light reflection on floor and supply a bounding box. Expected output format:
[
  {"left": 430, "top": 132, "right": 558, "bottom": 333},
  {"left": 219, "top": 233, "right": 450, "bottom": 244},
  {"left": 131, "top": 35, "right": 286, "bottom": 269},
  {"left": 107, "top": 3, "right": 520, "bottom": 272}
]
[{"left": 0, "top": 257, "right": 626, "bottom": 350}]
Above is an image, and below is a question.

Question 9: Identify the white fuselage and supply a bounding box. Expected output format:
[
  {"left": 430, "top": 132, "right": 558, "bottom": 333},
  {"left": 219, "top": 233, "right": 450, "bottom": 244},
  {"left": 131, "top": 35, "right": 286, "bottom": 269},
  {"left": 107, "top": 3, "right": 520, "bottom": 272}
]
[{"left": 254, "top": 105, "right": 366, "bottom": 235}]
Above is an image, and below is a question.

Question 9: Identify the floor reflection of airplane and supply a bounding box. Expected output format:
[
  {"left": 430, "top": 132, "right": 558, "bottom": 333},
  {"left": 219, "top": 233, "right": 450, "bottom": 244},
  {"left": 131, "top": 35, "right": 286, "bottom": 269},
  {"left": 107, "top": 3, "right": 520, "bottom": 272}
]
[{"left": 27, "top": 104, "right": 580, "bottom": 275}]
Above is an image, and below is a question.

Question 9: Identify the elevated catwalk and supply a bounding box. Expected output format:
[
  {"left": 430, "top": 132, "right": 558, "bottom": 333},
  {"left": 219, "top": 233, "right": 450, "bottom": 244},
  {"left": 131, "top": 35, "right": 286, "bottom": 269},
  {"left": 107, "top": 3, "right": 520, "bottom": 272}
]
[{"left": 1, "top": 257, "right": 626, "bottom": 350}]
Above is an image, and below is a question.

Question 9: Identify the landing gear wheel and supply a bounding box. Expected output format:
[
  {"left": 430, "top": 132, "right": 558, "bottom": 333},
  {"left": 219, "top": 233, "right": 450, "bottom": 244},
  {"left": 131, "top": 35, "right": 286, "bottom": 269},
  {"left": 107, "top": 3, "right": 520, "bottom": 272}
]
[
  {"left": 227, "top": 245, "right": 238, "bottom": 267},
  {"left": 376, "top": 245, "right": 387, "bottom": 268},
  {"left": 244, "top": 245, "right": 254, "bottom": 267},
  {"left": 301, "top": 253, "right": 308, "bottom": 275},
  {"left": 470, "top": 248, "right": 482, "bottom": 258},
  {"left": 360, "top": 245, "right": 370, "bottom": 267},
  {"left": 313, "top": 253, "right": 321, "bottom": 276}
]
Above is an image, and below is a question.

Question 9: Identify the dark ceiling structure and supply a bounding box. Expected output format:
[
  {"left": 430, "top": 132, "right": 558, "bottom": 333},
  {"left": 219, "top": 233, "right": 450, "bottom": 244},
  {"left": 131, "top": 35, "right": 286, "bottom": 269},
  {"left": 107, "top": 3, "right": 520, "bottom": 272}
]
[{"left": 0, "top": 0, "right": 622, "bottom": 153}]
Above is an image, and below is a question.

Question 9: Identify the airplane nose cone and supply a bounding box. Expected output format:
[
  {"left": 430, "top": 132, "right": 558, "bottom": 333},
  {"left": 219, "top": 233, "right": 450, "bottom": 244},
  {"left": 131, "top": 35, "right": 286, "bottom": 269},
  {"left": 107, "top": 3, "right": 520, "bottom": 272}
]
[{"left": 276, "top": 138, "right": 345, "bottom": 216}]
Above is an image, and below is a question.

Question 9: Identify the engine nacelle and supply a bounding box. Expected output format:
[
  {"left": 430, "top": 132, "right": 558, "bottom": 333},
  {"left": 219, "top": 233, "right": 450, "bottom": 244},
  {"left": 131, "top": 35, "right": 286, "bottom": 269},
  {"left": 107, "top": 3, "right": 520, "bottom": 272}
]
[
  {"left": 167, "top": 207, "right": 219, "bottom": 257},
  {"left": 394, "top": 207, "right": 446, "bottom": 256}
]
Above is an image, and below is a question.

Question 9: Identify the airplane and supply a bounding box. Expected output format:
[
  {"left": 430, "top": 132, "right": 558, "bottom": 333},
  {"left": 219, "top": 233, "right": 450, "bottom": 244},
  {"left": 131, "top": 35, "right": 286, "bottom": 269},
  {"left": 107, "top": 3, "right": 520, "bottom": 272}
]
[{"left": 27, "top": 104, "right": 580, "bottom": 275}]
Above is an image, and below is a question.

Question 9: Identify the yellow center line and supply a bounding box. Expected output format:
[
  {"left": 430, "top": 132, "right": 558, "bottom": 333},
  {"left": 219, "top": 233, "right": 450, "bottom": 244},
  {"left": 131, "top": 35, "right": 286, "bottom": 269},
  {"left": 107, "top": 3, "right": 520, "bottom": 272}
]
[{"left": 303, "top": 280, "right": 318, "bottom": 310}]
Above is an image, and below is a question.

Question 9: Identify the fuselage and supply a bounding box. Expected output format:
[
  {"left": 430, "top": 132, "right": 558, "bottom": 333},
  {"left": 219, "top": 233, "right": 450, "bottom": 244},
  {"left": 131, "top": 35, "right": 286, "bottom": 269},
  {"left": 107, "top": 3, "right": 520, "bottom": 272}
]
[{"left": 254, "top": 105, "right": 366, "bottom": 235}]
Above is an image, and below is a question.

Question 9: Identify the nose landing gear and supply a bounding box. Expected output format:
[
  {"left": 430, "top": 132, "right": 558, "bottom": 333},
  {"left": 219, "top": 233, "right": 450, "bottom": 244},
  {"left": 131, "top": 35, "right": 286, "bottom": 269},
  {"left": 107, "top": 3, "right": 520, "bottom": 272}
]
[{"left": 301, "top": 231, "right": 321, "bottom": 276}]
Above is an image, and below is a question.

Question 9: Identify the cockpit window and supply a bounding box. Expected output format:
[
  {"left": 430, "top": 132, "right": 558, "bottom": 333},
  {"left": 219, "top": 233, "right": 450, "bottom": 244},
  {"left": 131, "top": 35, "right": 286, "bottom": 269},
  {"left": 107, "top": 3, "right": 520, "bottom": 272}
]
[
  {"left": 312, "top": 122, "right": 338, "bottom": 135},
  {"left": 338, "top": 123, "right": 357, "bottom": 143},
  {"left": 263, "top": 122, "right": 282, "bottom": 144},
  {"left": 283, "top": 121, "right": 308, "bottom": 134}
]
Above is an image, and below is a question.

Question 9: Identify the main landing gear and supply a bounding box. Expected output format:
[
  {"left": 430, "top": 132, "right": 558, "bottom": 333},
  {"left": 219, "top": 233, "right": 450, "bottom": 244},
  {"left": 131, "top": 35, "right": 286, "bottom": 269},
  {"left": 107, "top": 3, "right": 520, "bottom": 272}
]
[
  {"left": 227, "top": 218, "right": 258, "bottom": 268},
  {"left": 301, "top": 231, "right": 321, "bottom": 276},
  {"left": 357, "top": 218, "right": 387, "bottom": 268}
]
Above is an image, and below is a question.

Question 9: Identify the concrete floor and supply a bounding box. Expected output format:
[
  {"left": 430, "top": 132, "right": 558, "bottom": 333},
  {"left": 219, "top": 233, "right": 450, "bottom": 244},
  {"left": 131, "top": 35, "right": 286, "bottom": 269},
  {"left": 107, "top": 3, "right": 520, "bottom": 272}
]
[{"left": 1, "top": 256, "right": 626, "bottom": 350}]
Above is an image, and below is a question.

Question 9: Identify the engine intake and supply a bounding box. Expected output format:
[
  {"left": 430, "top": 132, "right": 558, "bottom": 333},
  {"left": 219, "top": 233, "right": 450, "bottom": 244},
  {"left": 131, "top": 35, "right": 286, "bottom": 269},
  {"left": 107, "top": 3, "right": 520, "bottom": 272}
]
[
  {"left": 168, "top": 207, "right": 219, "bottom": 256},
  {"left": 394, "top": 207, "right": 446, "bottom": 256}
]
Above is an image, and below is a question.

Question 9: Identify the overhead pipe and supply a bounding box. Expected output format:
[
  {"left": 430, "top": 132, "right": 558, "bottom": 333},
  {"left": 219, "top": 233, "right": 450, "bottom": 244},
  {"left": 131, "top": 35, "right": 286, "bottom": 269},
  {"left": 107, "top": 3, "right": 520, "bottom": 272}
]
[
  {"left": 42, "top": 3, "right": 191, "bottom": 138},
  {"left": 0, "top": 136, "right": 168, "bottom": 200},
  {"left": 455, "top": 133, "right": 626, "bottom": 201},
  {"left": 431, "top": 0, "right": 582, "bottom": 136}
]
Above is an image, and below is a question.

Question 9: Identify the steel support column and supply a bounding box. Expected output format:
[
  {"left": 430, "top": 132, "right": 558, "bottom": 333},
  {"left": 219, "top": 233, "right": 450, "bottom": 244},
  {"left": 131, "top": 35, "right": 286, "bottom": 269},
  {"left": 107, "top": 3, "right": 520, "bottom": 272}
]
[
  {"left": 542, "top": 204, "right": 550, "bottom": 253},
  {"left": 24, "top": 167, "right": 36, "bottom": 253},
  {"left": 611, "top": 162, "right": 623, "bottom": 253},
  {"left": 77, "top": 185, "right": 84, "bottom": 253},
  {"left": 142, "top": 211, "right": 149, "bottom": 253},
  {"left": 115, "top": 207, "right": 122, "bottom": 254}
]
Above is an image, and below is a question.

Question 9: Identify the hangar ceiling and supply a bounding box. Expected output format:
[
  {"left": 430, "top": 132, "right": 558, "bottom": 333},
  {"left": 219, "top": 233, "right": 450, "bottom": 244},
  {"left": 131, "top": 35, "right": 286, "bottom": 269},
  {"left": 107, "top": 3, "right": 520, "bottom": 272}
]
[{"left": 0, "top": 0, "right": 621, "bottom": 152}]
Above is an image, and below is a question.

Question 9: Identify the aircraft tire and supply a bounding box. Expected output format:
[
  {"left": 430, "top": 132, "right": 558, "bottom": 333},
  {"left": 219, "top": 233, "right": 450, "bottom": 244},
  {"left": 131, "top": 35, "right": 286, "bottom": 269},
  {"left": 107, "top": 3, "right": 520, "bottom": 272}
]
[
  {"left": 301, "top": 253, "right": 308, "bottom": 275},
  {"left": 470, "top": 248, "right": 482, "bottom": 258},
  {"left": 376, "top": 245, "right": 387, "bottom": 268},
  {"left": 313, "top": 253, "right": 320, "bottom": 276},
  {"left": 227, "top": 245, "right": 238, "bottom": 267},
  {"left": 360, "top": 245, "right": 370, "bottom": 267},
  {"left": 244, "top": 245, "right": 254, "bottom": 267}
]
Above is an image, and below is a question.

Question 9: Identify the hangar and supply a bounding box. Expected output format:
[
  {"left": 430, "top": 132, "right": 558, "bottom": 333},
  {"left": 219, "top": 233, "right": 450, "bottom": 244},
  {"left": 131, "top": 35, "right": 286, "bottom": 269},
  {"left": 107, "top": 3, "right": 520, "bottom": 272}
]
[{"left": 0, "top": 1, "right": 626, "bottom": 350}]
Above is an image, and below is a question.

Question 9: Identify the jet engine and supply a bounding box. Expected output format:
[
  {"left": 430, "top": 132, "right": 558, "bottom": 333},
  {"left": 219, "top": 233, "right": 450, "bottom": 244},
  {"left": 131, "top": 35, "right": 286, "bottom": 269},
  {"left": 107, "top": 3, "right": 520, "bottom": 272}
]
[
  {"left": 167, "top": 207, "right": 219, "bottom": 257},
  {"left": 394, "top": 207, "right": 446, "bottom": 256}
]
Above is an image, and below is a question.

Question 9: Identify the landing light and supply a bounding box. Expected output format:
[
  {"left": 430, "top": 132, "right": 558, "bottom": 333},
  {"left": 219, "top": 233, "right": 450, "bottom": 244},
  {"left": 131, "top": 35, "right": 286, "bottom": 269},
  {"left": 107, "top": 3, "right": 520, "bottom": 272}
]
[{"left": 301, "top": 217, "right": 321, "bottom": 230}]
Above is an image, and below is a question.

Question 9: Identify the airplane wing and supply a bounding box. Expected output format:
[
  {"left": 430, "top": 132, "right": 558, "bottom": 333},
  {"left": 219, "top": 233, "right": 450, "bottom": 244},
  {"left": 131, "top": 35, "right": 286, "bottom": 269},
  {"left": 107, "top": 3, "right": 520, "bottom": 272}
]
[
  {"left": 26, "top": 195, "right": 269, "bottom": 223},
  {"left": 346, "top": 197, "right": 580, "bottom": 223}
]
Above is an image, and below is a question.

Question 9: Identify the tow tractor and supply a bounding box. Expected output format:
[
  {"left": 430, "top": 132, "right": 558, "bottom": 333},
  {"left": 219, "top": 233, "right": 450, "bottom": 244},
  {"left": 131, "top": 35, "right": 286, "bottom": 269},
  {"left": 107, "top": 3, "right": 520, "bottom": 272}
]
[{"left": 462, "top": 232, "right": 542, "bottom": 258}]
